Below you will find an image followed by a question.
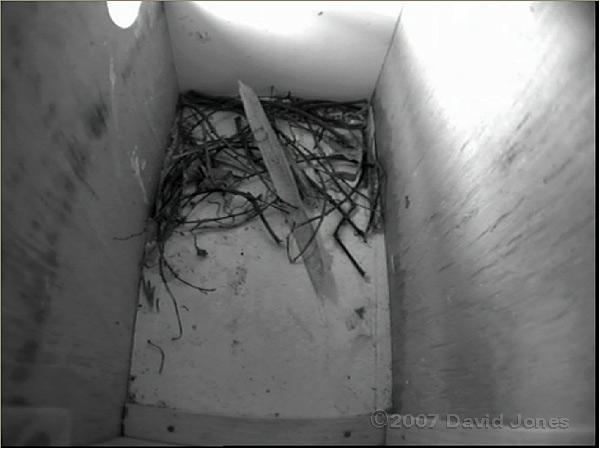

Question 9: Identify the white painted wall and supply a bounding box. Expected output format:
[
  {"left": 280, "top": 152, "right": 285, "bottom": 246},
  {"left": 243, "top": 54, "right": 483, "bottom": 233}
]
[
  {"left": 165, "top": 1, "right": 402, "bottom": 100},
  {"left": 1, "top": 2, "right": 178, "bottom": 444},
  {"left": 374, "top": 0, "right": 595, "bottom": 434}
]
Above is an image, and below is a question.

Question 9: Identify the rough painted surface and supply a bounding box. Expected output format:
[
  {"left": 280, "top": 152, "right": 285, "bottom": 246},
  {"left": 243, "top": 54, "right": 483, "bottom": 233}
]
[
  {"left": 165, "top": 1, "right": 402, "bottom": 100},
  {"left": 1, "top": 2, "right": 178, "bottom": 444},
  {"left": 373, "top": 0, "right": 595, "bottom": 432}
]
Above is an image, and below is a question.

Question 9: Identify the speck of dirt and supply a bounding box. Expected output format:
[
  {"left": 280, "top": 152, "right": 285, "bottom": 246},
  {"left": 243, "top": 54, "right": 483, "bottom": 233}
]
[
  {"left": 265, "top": 389, "right": 270, "bottom": 393},
  {"left": 6, "top": 395, "right": 29, "bottom": 405},
  {"left": 167, "top": 425, "right": 175, "bottom": 432},
  {"left": 85, "top": 101, "right": 109, "bottom": 139},
  {"left": 43, "top": 103, "right": 57, "bottom": 126},
  {"left": 62, "top": 176, "right": 76, "bottom": 194},
  {"left": 354, "top": 307, "right": 366, "bottom": 319},
  {"left": 344, "top": 431, "right": 352, "bottom": 438}
]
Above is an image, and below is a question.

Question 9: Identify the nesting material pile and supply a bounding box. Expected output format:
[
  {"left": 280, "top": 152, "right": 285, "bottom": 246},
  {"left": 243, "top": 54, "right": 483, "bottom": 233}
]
[{"left": 143, "top": 87, "right": 384, "bottom": 337}]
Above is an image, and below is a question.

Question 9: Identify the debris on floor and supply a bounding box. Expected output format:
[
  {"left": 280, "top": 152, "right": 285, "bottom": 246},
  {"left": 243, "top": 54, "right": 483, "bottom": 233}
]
[
  {"left": 143, "top": 82, "right": 384, "bottom": 337},
  {"left": 129, "top": 85, "right": 392, "bottom": 416}
]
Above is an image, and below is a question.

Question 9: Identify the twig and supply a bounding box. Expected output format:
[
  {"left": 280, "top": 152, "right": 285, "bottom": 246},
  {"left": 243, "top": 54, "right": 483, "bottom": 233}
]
[{"left": 147, "top": 339, "right": 165, "bottom": 374}]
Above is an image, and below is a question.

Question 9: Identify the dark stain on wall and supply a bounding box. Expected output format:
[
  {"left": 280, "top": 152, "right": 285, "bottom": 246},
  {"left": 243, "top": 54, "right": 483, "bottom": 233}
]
[
  {"left": 84, "top": 101, "right": 109, "bottom": 139},
  {"left": 61, "top": 176, "right": 77, "bottom": 195},
  {"left": 5, "top": 172, "right": 21, "bottom": 189},
  {"left": 5, "top": 395, "right": 30, "bottom": 405},
  {"left": 23, "top": 431, "right": 51, "bottom": 447},
  {"left": 30, "top": 219, "right": 42, "bottom": 231},
  {"left": 496, "top": 143, "right": 521, "bottom": 172},
  {"left": 389, "top": 265, "right": 408, "bottom": 410},
  {"left": 15, "top": 340, "right": 39, "bottom": 364},
  {"left": 121, "top": 62, "right": 134, "bottom": 81},
  {"left": 1, "top": 194, "right": 62, "bottom": 371},
  {"left": 121, "top": 4, "right": 156, "bottom": 81},
  {"left": 33, "top": 307, "right": 49, "bottom": 325},
  {"left": 10, "top": 339, "right": 39, "bottom": 383},
  {"left": 42, "top": 103, "right": 57, "bottom": 127},
  {"left": 122, "top": 38, "right": 146, "bottom": 81},
  {"left": 542, "top": 157, "right": 574, "bottom": 184},
  {"left": 64, "top": 137, "right": 91, "bottom": 176},
  {"left": 2, "top": 151, "right": 25, "bottom": 188},
  {"left": 52, "top": 130, "right": 100, "bottom": 200}
]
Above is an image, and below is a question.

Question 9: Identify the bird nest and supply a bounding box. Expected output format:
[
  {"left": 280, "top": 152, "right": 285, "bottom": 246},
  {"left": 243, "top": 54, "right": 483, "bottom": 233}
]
[{"left": 141, "top": 90, "right": 385, "bottom": 339}]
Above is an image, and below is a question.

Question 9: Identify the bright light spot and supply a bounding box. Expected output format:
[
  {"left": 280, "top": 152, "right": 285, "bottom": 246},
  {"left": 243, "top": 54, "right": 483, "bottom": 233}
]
[
  {"left": 107, "top": 1, "right": 141, "bottom": 29},
  {"left": 196, "top": 1, "right": 401, "bottom": 36},
  {"left": 402, "top": 2, "right": 537, "bottom": 130},
  {"left": 197, "top": 1, "right": 313, "bottom": 35}
]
